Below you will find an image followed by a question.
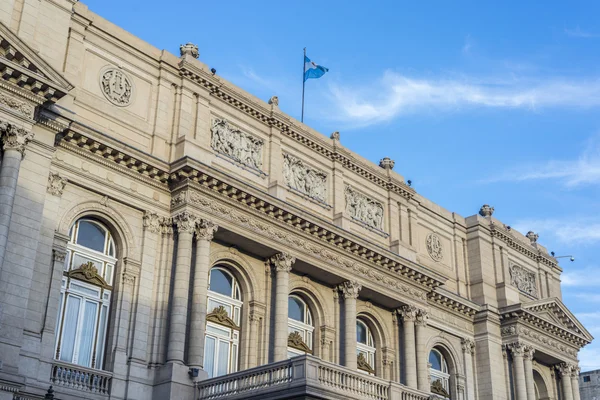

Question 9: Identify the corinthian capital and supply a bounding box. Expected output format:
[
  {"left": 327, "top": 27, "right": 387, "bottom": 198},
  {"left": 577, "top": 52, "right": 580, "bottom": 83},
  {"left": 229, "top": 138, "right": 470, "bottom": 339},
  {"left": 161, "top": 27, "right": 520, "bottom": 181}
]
[
  {"left": 523, "top": 345, "right": 535, "bottom": 361},
  {"left": 143, "top": 211, "right": 162, "bottom": 233},
  {"left": 398, "top": 305, "right": 419, "bottom": 322},
  {"left": 0, "top": 121, "right": 34, "bottom": 158},
  {"left": 415, "top": 309, "right": 429, "bottom": 326},
  {"left": 195, "top": 219, "right": 218, "bottom": 241},
  {"left": 556, "top": 362, "right": 573, "bottom": 377},
  {"left": 47, "top": 172, "right": 68, "bottom": 196},
  {"left": 160, "top": 217, "right": 173, "bottom": 235},
  {"left": 507, "top": 342, "right": 526, "bottom": 357},
  {"left": 338, "top": 280, "right": 362, "bottom": 299},
  {"left": 270, "top": 252, "right": 296, "bottom": 273},
  {"left": 461, "top": 338, "right": 475, "bottom": 355},
  {"left": 173, "top": 211, "right": 198, "bottom": 233}
]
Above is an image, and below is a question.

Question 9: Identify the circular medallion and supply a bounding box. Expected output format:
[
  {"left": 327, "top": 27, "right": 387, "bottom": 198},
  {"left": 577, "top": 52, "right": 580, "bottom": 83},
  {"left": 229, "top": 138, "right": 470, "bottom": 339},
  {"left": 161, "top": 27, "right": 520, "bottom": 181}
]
[
  {"left": 100, "top": 67, "right": 133, "bottom": 107},
  {"left": 426, "top": 233, "right": 443, "bottom": 261}
]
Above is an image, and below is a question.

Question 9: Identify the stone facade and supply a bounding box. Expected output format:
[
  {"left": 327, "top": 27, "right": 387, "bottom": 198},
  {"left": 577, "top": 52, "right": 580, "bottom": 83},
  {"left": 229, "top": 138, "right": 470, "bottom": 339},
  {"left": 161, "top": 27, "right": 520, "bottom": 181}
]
[
  {"left": 0, "top": 2, "right": 593, "bottom": 400},
  {"left": 579, "top": 369, "right": 600, "bottom": 400}
]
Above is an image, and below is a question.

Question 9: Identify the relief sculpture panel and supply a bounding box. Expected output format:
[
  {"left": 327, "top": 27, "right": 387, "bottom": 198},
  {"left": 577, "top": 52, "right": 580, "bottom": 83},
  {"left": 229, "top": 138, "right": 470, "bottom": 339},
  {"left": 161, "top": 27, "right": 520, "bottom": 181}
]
[
  {"left": 345, "top": 185, "right": 384, "bottom": 231},
  {"left": 283, "top": 153, "right": 327, "bottom": 203},
  {"left": 211, "top": 118, "right": 263, "bottom": 171},
  {"left": 509, "top": 264, "right": 538, "bottom": 298}
]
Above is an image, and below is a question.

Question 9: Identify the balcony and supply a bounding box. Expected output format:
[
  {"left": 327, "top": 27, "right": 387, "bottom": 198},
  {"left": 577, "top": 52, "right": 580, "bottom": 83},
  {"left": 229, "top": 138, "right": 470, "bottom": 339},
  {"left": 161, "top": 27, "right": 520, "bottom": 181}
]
[
  {"left": 50, "top": 361, "right": 112, "bottom": 395},
  {"left": 196, "top": 355, "right": 429, "bottom": 400}
]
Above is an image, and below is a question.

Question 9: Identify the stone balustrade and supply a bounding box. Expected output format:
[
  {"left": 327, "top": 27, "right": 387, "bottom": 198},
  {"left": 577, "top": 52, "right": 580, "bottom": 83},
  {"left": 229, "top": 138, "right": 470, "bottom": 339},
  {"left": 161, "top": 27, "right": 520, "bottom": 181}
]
[
  {"left": 50, "top": 361, "right": 112, "bottom": 395},
  {"left": 196, "top": 355, "right": 429, "bottom": 400}
]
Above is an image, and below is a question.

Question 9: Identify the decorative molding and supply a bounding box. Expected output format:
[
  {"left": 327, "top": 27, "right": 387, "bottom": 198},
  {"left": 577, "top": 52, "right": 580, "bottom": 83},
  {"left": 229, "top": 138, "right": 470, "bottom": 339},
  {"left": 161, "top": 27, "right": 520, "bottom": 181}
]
[
  {"left": 211, "top": 118, "right": 263, "bottom": 171},
  {"left": 143, "top": 211, "right": 168, "bottom": 234},
  {"left": 426, "top": 233, "right": 443, "bottom": 262},
  {"left": 47, "top": 172, "right": 68, "bottom": 196},
  {"left": 207, "top": 305, "right": 239, "bottom": 330},
  {"left": 53, "top": 248, "right": 67, "bottom": 263},
  {"left": 345, "top": 185, "right": 384, "bottom": 231},
  {"left": 415, "top": 309, "right": 429, "bottom": 326},
  {"left": 283, "top": 153, "right": 327, "bottom": 204},
  {"left": 270, "top": 252, "right": 296, "bottom": 273},
  {"left": 357, "top": 353, "right": 375, "bottom": 374},
  {"left": 173, "top": 211, "right": 197, "bottom": 234},
  {"left": 288, "top": 331, "right": 311, "bottom": 353},
  {"left": 338, "top": 280, "right": 362, "bottom": 299},
  {"left": 0, "top": 92, "right": 34, "bottom": 117},
  {"left": 523, "top": 345, "right": 535, "bottom": 361},
  {"left": 195, "top": 219, "right": 218, "bottom": 241},
  {"left": 398, "top": 305, "right": 419, "bottom": 322},
  {"left": 0, "top": 120, "right": 33, "bottom": 157},
  {"left": 100, "top": 67, "right": 133, "bottom": 107},
  {"left": 556, "top": 363, "right": 574, "bottom": 378},
  {"left": 461, "top": 338, "right": 475, "bottom": 354},
  {"left": 180, "top": 42, "right": 199, "bottom": 58},
  {"left": 489, "top": 223, "right": 557, "bottom": 268},
  {"left": 67, "top": 261, "right": 109, "bottom": 288},
  {"left": 509, "top": 264, "right": 538, "bottom": 298},
  {"left": 427, "top": 289, "right": 479, "bottom": 318}
]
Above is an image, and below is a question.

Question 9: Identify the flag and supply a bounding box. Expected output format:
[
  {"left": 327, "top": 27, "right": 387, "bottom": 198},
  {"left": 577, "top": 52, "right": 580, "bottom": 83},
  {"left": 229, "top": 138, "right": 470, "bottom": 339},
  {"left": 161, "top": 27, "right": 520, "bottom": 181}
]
[{"left": 304, "top": 56, "right": 329, "bottom": 82}]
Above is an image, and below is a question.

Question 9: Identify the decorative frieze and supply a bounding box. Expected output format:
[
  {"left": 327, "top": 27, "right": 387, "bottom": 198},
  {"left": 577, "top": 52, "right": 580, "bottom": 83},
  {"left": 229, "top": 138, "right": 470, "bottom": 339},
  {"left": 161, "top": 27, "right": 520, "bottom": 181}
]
[
  {"left": 211, "top": 118, "right": 263, "bottom": 171},
  {"left": 509, "top": 264, "right": 538, "bottom": 298},
  {"left": 47, "top": 172, "right": 68, "bottom": 196},
  {"left": 0, "top": 120, "right": 34, "bottom": 157},
  {"left": 345, "top": 185, "right": 384, "bottom": 231},
  {"left": 0, "top": 93, "right": 34, "bottom": 118},
  {"left": 283, "top": 153, "right": 327, "bottom": 203},
  {"left": 100, "top": 67, "right": 133, "bottom": 107},
  {"left": 426, "top": 233, "right": 443, "bottom": 262}
]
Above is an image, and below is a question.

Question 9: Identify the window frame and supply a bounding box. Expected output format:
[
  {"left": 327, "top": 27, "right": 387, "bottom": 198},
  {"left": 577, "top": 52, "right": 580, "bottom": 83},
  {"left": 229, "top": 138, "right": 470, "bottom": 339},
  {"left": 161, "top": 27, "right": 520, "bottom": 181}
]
[
  {"left": 429, "top": 348, "right": 451, "bottom": 398},
  {"left": 287, "top": 294, "right": 314, "bottom": 357},
  {"left": 356, "top": 319, "right": 376, "bottom": 375}
]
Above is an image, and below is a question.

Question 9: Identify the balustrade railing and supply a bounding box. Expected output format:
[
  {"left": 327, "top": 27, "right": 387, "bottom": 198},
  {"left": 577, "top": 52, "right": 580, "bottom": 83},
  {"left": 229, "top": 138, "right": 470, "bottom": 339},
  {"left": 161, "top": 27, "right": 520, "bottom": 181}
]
[
  {"left": 197, "top": 355, "right": 429, "bottom": 400},
  {"left": 50, "top": 361, "right": 112, "bottom": 395}
]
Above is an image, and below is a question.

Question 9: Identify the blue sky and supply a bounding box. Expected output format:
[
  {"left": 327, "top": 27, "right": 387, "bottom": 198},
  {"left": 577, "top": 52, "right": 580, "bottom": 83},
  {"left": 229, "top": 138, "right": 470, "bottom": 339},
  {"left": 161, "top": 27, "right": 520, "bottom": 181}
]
[{"left": 84, "top": 0, "right": 600, "bottom": 370}]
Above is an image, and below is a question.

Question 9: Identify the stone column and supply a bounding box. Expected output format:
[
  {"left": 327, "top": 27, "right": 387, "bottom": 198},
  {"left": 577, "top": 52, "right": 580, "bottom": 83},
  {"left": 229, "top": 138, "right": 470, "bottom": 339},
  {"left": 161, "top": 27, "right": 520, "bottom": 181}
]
[
  {"left": 0, "top": 121, "right": 33, "bottom": 270},
  {"left": 509, "top": 343, "right": 528, "bottom": 400},
  {"left": 339, "top": 280, "right": 361, "bottom": 370},
  {"left": 167, "top": 212, "right": 197, "bottom": 364},
  {"left": 399, "top": 305, "right": 418, "bottom": 388},
  {"left": 523, "top": 346, "right": 536, "bottom": 400},
  {"left": 271, "top": 252, "right": 296, "bottom": 361},
  {"left": 558, "top": 363, "right": 574, "bottom": 400},
  {"left": 247, "top": 310, "right": 260, "bottom": 368},
  {"left": 188, "top": 219, "right": 218, "bottom": 369},
  {"left": 571, "top": 366, "right": 581, "bottom": 400},
  {"left": 415, "top": 309, "right": 429, "bottom": 392},
  {"left": 461, "top": 338, "right": 476, "bottom": 400}
]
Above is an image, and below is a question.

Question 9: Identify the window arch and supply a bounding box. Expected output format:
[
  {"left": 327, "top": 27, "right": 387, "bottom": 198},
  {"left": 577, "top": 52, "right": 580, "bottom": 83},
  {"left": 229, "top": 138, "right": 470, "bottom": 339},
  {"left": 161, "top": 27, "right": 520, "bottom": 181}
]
[
  {"left": 204, "top": 266, "right": 242, "bottom": 378},
  {"left": 55, "top": 219, "right": 116, "bottom": 369},
  {"left": 287, "top": 294, "right": 314, "bottom": 357},
  {"left": 356, "top": 319, "right": 376, "bottom": 374},
  {"left": 429, "top": 348, "right": 451, "bottom": 398}
]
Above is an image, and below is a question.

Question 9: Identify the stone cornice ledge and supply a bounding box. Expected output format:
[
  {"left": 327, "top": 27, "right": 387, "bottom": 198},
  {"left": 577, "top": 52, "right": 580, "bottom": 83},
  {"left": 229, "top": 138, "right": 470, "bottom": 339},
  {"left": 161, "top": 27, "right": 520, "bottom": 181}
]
[
  {"left": 170, "top": 156, "right": 445, "bottom": 290},
  {"left": 428, "top": 287, "right": 480, "bottom": 318},
  {"left": 489, "top": 222, "right": 558, "bottom": 269}
]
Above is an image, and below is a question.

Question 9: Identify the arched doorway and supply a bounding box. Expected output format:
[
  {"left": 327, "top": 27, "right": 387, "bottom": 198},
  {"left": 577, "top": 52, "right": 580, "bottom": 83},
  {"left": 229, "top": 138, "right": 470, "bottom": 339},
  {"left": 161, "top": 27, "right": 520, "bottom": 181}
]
[{"left": 533, "top": 369, "right": 550, "bottom": 400}]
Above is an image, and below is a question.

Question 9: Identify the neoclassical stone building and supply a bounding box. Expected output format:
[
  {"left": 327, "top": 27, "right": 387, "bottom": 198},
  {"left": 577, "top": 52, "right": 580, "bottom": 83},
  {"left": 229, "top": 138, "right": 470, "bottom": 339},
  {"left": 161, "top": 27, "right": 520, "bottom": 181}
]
[{"left": 0, "top": 1, "right": 593, "bottom": 400}]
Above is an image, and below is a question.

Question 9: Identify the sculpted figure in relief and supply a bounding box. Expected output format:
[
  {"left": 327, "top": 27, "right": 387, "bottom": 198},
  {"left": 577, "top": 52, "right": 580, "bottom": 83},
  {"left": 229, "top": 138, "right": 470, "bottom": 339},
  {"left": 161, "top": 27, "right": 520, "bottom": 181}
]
[
  {"left": 509, "top": 264, "right": 538, "bottom": 298},
  {"left": 345, "top": 186, "right": 384, "bottom": 230},
  {"left": 211, "top": 119, "right": 263, "bottom": 170},
  {"left": 283, "top": 153, "right": 327, "bottom": 203}
]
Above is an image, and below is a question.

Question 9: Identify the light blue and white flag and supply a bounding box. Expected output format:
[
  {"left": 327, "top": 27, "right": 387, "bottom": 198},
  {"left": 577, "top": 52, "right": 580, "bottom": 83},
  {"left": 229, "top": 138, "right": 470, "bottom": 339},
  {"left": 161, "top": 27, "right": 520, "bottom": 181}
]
[{"left": 304, "top": 56, "right": 329, "bottom": 81}]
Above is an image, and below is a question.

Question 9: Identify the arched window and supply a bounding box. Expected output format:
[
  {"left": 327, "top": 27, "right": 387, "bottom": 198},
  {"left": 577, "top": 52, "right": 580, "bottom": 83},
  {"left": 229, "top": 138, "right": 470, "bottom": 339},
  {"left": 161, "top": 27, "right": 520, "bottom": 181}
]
[
  {"left": 356, "top": 319, "right": 375, "bottom": 374},
  {"left": 287, "top": 295, "right": 314, "bottom": 357},
  {"left": 204, "top": 266, "right": 242, "bottom": 378},
  {"left": 55, "top": 219, "right": 116, "bottom": 369},
  {"left": 429, "top": 348, "right": 451, "bottom": 398}
]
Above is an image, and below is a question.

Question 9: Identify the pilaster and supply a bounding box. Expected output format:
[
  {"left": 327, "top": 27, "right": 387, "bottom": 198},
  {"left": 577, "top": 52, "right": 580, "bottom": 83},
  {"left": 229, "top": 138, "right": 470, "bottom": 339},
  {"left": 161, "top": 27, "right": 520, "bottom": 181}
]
[
  {"left": 339, "top": 280, "right": 361, "bottom": 370},
  {"left": 415, "top": 309, "right": 429, "bottom": 392},
  {"left": 398, "top": 305, "right": 418, "bottom": 388},
  {"left": 270, "top": 252, "right": 296, "bottom": 361}
]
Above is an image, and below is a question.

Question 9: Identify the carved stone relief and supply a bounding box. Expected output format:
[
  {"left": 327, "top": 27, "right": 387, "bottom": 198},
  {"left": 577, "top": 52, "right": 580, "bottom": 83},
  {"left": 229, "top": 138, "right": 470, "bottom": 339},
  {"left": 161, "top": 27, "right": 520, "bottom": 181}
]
[
  {"left": 283, "top": 153, "right": 327, "bottom": 203},
  {"left": 426, "top": 233, "right": 443, "bottom": 261},
  {"left": 47, "top": 172, "right": 68, "bottom": 196},
  {"left": 211, "top": 118, "right": 263, "bottom": 170},
  {"left": 509, "top": 264, "right": 538, "bottom": 298},
  {"left": 344, "top": 185, "right": 384, "bottom": 230},
  {"left": 0, "top": 93, "right": 34, "bottom": 118},
  {"left": 100, "top": 67, "right": 133, "bottom": 107}
]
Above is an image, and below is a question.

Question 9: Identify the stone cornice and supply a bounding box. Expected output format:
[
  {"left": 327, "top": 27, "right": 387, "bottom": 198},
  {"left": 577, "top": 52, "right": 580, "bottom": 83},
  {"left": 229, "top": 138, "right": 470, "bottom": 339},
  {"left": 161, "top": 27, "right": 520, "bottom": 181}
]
[
  {"left": 178, "top": 62, "right": 415, "bottom": 201},
  {"left": 170, "top": 162, "right": 444, "bottom": 291},
  {"left": 501, "top": 323, "right": 579, "bottom": 361},
  {"left": 489, "top": 222, "right": 557, "bottom": 269},
  {"left": 428, "top": 287, "right": 480, "bottom": 318}
]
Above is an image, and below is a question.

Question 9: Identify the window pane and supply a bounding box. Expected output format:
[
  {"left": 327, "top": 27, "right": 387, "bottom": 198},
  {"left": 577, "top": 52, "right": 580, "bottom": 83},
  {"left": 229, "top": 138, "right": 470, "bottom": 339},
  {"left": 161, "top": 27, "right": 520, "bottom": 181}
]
[
  {"left": 357, "top": 321, "right": 367, "bottom": 344},
  {"left": 77, "top": 221, "right": 106, "bottom": 253},
  {"left": 70, "top": 282, "right": 100, "bottom": 298},
  {"left": 59, "top": 296, "right": 81, "bottom": 363},
  {"left": 95, "top": 305, "right": 108, "bottom": 369},
  {"left": 429, "top": 350, "right": 442, "bottom": 371},
  {"left": 204, "top": 336, "right": 216, "bottom": 378},
  {"left": 209, "top": 269, "right": 233, "bottom": 297},
  {"left": 217, "top": 340, "right": 230, "bottom": 377},
  {"left": 288, "top": 297, "right": 304, "bottom": 322},
  {"left": 77, "top": 301, "right": 98, "bottom": 368}
]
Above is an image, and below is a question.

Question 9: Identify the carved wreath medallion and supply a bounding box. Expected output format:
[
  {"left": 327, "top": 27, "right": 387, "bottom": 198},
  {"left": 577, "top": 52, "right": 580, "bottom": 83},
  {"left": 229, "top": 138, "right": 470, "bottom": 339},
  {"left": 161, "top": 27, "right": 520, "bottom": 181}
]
[
  {"left": 100, "top": 67, "right": 133, "bottom": 107},
  {"left": 426, "top": 233, "right": 443, "bottom": 261}
]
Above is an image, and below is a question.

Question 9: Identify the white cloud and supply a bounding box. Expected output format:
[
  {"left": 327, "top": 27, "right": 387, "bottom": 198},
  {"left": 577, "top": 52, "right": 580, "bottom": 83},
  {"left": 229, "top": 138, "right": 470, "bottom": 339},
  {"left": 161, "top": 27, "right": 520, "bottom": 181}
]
[
  {"left": 486, "top": 135, "right": 600, "bottom": 187},
  {"left": 565, "top": 26, "right": 599, "bottom": 38},
  {"left": 327, "top": 71, "right": 600, "bottom": 126},
  {"left": 513, "top": 218, "right": 600, "bottom": 246}
]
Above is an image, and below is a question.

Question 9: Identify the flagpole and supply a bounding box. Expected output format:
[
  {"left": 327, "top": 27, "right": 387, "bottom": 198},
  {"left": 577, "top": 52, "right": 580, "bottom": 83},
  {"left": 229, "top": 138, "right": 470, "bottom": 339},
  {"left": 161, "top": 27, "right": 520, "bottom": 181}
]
[{"left": 301, "top": 47, "right": 306, "bottom": 123}]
